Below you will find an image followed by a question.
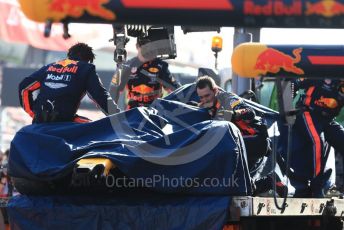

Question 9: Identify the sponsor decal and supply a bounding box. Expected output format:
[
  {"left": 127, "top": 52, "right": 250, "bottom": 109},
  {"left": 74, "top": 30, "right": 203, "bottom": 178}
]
[
  {"left": 55, "top": 59, "right": 78, "bottom": 67},
  {"left": 47, "top": 65, "right": 78, "bottom": 74},
  {"left": 148, "top": 67, "right": 159, "bottom": 73},
  {"left": 244, "top": 0, "right": 302, "bottom": 16},
  {"left": 314, "top": 96, "right": 338, "bottom": 108},
  {"left": 254, "top": 47, "right": 304, "bottom": 75},
  {"left": 46, "top": 74, "right": 71, "bottom": 81},
  {"left": 230, "top": 99, "right": 241, "bottom": 108},
  {"left": 48, "top": 0, "right": 116, "bottom": 20},
  {"left": 306, "top": 0, "right": 344, "bottom": 18},
  {"left": 44, "top": 82, "right": 68, "bottom": 89},
  {"left": 131, "top": 84, "right": 155, "bottom": 94}
]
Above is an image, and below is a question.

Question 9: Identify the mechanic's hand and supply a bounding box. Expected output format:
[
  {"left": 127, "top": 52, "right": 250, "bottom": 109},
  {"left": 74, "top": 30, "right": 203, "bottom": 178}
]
[{"left": 198, "top": 101, "right": 213, "bottom": 108}]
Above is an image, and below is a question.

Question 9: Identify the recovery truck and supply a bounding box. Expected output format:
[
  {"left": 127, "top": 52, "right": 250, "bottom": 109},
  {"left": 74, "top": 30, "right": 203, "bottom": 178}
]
[{"left": 2, "top": 1, "right": 344, "bottom": 229}]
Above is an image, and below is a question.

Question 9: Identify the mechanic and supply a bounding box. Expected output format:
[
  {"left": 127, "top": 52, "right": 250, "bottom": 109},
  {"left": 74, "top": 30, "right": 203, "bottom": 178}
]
[
  {"left": 196, "top": 76, "right": 270, "bottom": 162},
  {"left": 19, "top": 43, "right": 120, "bottom": 123},
  {"left": 291, "top": 78, "right": 344, "bottom": 197},
  {"left": 109, "top": 38, "right": 181, "bottom": 110},
  {"left": 195, "top": 76, "right": 287, "bottom": 196}
]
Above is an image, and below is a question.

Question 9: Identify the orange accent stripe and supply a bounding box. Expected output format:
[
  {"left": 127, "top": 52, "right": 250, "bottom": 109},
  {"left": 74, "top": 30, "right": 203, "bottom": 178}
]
[
  {"left": 304, "top": 86, "right": 315, "bottom": 107},
  {"left": 304, "top": 111, "right": 321, "bottom": 176},
  {"left": 73, "top": 117, "right": 91, "bottom": 123},
  {"left": 215, "top": 100, "right": 221, "bottom": 109},
  {"left": 308, "top": 56, "right": 344, "bottom": 65},
  {"left": 22, "top": 81, "right": 41, "bottom": 118}
]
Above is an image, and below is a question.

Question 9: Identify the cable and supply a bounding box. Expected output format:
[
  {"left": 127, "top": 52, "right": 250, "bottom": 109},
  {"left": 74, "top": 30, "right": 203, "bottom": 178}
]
[
  {"left": 272, "top": 79, "right": 295, "bottom": 211},
  {"left": 273, "top": 123, "right": 292, "bottom": 211}
]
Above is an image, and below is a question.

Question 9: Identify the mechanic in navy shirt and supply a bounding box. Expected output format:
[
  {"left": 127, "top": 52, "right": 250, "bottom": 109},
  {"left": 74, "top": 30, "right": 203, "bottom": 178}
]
[
  {"left": 19, "top": 43, "right": 120, "bottom": 123},
  {"left": 291, "top": 78, "right": 344, "bottom": 197}
]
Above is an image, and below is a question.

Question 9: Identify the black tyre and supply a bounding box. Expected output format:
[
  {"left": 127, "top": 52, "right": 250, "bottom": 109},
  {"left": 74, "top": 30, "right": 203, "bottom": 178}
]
[{"left": 12, "top": 177, "right": 62, "bottom": 195}]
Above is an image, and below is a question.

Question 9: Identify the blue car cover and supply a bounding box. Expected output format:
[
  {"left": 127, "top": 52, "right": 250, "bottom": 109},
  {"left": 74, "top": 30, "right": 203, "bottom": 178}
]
[
  {"left": 9, "top": 97, "right": 252, "bottom": 195},
  {"left": 8, "top": 95, "right": 251, "bottom": 230}
]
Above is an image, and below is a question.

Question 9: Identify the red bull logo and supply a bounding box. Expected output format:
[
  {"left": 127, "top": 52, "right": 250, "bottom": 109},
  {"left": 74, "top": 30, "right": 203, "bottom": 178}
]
[
  {"left": 314, "top": 96, "right": 338, "bottom": 108},
  {"left": 306, "top": 0, "right": 344, "bottom": 17},
  {"left": 131, "top": 84, "right": 155, "bottom": 94},
  {"left": 148, "top": 67, "right": 159, "bottom": 73},
  {"left": 55, "top": 59, "right": 78, "bottom": 67},
  {"left": 254, "top": 48, "right": 304, "bottom": 75},
  {"left": 49, "top": 0, "right": 116, "bottom": 20}
]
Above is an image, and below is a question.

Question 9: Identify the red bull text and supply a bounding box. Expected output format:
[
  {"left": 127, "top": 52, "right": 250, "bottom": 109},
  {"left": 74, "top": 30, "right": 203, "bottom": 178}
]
[
  {"left": 244, "top": 0, "right": 302, "bottom": 16},
  {"left": 47, "top": 66, "right": 78, "bottom": 74}
]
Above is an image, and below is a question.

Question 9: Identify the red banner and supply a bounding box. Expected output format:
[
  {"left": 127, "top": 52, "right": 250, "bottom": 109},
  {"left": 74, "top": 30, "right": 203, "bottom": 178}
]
[{"left": 121, "top": 0, "right": 233, "bottom": 10}]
